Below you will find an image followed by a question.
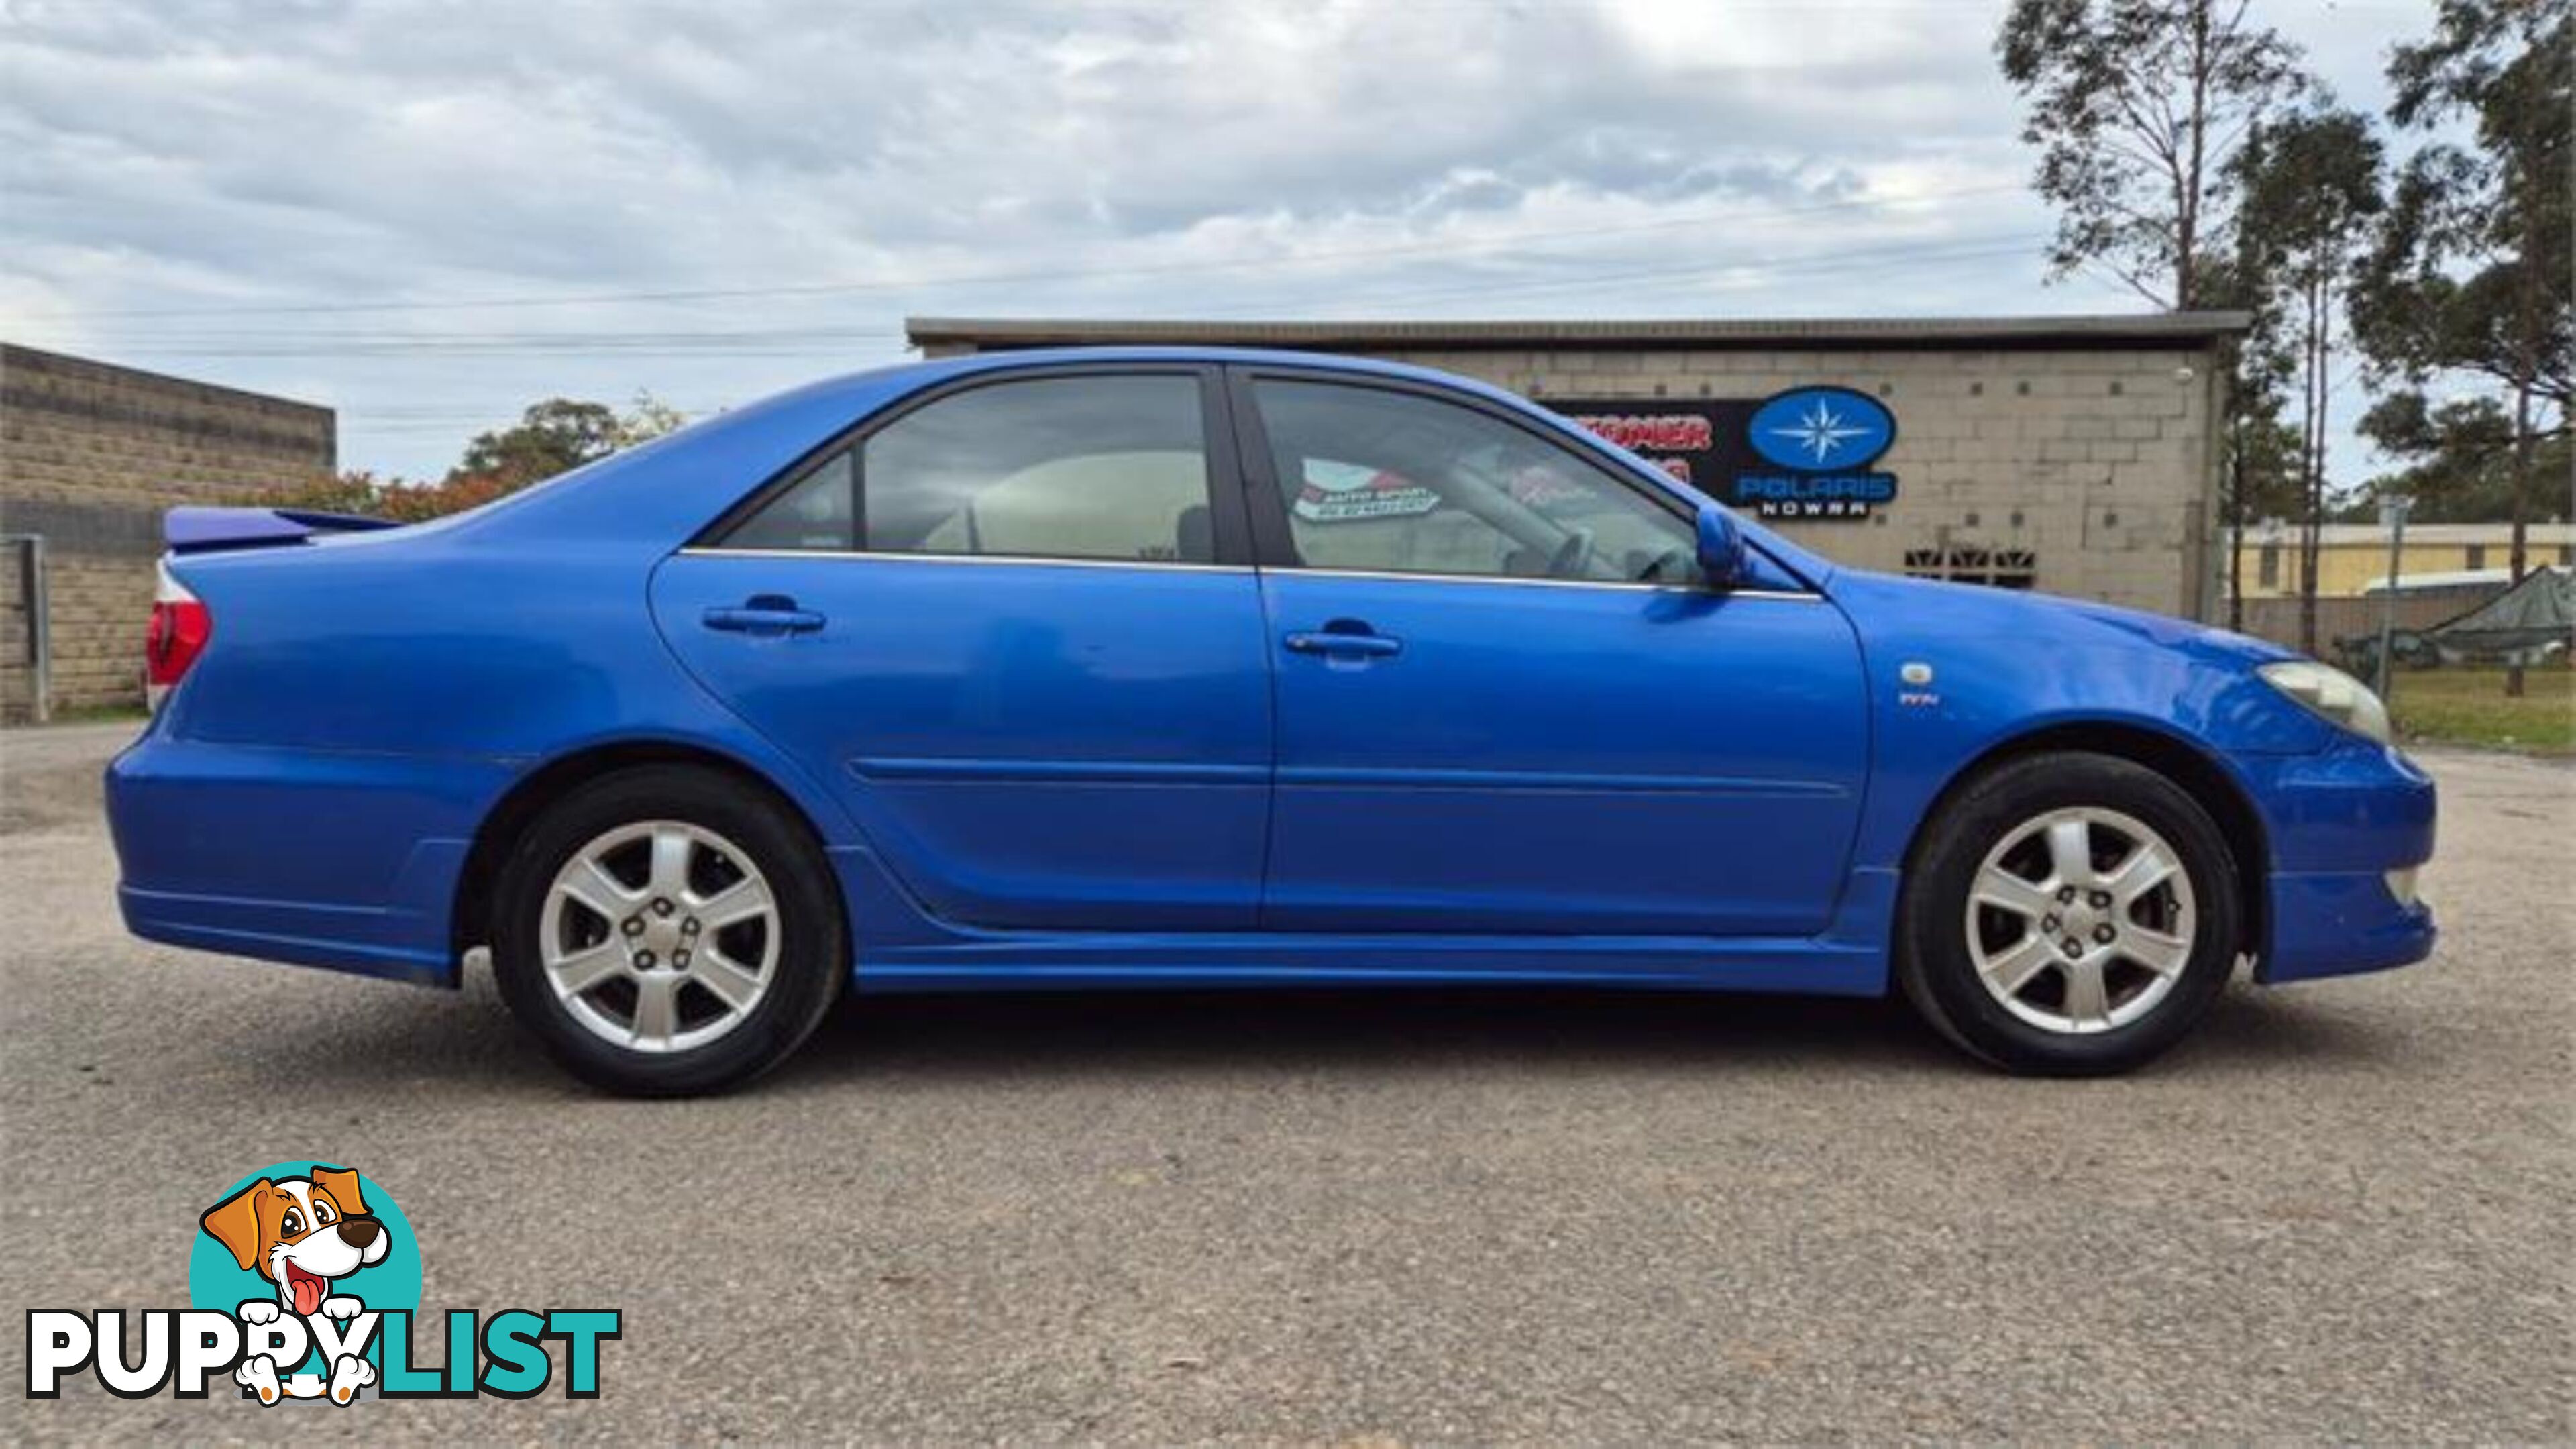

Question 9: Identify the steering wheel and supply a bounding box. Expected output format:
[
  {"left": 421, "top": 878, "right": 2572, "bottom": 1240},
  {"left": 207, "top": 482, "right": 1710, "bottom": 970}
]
[
  {"left": 1632, "top": 545, "right": 1695, "bottom": 584},
  {"left": 1545, "top": 527, "right": 1597, "bottom": 580}
]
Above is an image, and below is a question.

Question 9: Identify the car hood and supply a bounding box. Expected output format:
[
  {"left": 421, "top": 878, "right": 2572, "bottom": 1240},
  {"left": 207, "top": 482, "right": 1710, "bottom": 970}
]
[
  {"left": 1820, "top": 569, "right": 2332, "bottom": 757},
  {"left": 1831, "top": 570, "right": 2297, "bottom": 668}
]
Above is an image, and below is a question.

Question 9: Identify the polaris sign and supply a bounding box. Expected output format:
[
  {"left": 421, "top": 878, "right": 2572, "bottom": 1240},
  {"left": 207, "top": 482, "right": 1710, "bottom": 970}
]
[{"left": 1544, "top": 386, "right": 1902, "bottom": 521}]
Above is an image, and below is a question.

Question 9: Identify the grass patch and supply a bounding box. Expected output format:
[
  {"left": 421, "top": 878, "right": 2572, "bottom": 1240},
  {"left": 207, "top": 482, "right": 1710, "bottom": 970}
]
[{"left": 2389, "top": 666, "right": 2575, "bottom": 755}]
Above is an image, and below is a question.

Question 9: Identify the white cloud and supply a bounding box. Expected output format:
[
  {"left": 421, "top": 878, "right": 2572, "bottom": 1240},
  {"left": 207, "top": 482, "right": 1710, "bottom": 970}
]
[{"left": 0, "top": 0, "right": 2413, "bottom": 477}]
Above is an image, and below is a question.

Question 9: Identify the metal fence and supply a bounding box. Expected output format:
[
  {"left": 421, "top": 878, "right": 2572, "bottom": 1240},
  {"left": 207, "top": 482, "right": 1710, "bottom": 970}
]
[
  {"left": 2231, "top": 591, "right": 2491, "bottom": 659},
  {"left": 0, "top": 533, "right": 52, "bottom": 723}
]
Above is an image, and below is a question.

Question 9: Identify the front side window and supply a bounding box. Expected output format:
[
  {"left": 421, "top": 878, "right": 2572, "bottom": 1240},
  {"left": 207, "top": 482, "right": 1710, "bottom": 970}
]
[
  {"left": 722, "top": 374, "right": 1216, "bottom": 564},
  {"left": 1250, "top": 380, "right": 1699, "bottom": 585}
]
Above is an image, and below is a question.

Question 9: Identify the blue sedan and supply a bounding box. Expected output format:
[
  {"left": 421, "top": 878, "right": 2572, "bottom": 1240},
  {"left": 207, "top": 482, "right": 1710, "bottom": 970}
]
[{"left": 109, "top": 350, "right": 2436, "bottom": 1094}]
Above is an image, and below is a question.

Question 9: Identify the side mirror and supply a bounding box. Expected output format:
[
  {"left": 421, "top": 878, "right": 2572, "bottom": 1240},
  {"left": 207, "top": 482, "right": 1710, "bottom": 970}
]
[{"left": 1695, "top": 504, "right": 1748, "bottom": 589}]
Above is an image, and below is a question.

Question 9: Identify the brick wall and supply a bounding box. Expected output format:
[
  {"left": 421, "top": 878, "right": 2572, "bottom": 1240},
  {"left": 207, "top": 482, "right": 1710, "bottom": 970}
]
[
  {"left": 0, "top": 345, "right": 333, "bottom": 718},
  {"left": 1355, "top": 344, "right": 2222, "bottom": 619}
]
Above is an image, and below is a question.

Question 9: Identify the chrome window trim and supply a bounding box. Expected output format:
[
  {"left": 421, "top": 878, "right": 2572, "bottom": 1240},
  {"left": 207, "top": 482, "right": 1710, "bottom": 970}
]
[
  {"left": 674, "top": 547, "right": 1821, "bottom": 599},
  {"left": 676, "top": 546, "right": 1253, "bottom": 575},
  {"left": 1271, "top": 565, "right": 1822, "bottom": 600}
]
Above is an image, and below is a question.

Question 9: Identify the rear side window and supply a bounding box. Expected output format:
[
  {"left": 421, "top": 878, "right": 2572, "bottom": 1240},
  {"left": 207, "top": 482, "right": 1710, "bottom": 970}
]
[{"left": 720, "top": 374, "right": 1216, "bottom": 564}]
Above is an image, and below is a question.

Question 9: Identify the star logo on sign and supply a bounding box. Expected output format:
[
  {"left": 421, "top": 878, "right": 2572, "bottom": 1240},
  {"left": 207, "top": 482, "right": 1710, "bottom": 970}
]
[{"left": 1770, "top": 399, "right": 1870, "bottom": 466}]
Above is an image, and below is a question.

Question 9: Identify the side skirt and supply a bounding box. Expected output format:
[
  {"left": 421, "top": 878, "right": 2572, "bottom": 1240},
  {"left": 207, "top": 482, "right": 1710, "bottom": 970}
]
[{"left": 833, "top": 848, "right": 1900, "bottom": 997}]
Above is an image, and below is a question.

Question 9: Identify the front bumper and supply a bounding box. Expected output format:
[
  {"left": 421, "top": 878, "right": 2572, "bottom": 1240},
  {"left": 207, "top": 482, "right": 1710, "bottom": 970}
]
[{"left": 2242, "top": 739, "right": 2438, "bottom": 983}]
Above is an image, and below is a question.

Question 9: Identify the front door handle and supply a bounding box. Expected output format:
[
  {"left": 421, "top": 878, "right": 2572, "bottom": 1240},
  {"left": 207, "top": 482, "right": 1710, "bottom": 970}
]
[
  {"left": 703, "top": 594, "right": 826, "bottom": 636},
  {"left": 1284, "top": 627, "right": 1403, "bottom": 659}
]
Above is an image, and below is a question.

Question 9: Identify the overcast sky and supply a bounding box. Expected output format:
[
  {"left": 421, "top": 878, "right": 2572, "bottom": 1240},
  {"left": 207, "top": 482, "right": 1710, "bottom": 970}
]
[{"left": 3, "top": 0, "right": 2425, "bottom": 480}]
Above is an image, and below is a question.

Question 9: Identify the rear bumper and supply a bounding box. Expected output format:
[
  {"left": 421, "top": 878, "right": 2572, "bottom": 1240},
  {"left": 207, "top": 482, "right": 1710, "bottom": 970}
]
[
  {"left": 2243, "top": 739, "right": 2438, "bottom": 983},
  {"left": 119, "top": 880, "right": 461, "bottom": 985},
  {"left": 106, "top": 731, "right": 513, "bottom": 988}
]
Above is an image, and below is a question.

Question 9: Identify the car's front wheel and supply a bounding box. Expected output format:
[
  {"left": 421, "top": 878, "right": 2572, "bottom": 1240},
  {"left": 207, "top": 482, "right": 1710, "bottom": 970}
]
[
  {"left": 1896, "top": 752, "right": 2241, "bottom": 1075},
  {"left": 490, "top": 765, "right": 846, "bottom": 1096}
]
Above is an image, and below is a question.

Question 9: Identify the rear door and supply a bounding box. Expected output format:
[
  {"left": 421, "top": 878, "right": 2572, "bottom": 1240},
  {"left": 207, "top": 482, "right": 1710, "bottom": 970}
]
[
  {"left": 652, "top": 366, "right": 1273, "bottom": 930},
  {"left": 1232, "top": 367, "right": 1870, "bottom": 938}
]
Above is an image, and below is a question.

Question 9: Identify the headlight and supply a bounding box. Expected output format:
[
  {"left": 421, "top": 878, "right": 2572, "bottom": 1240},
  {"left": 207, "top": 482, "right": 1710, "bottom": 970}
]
[{"left": 2259, "top": 660, "right": 2392, "bottom": 745}]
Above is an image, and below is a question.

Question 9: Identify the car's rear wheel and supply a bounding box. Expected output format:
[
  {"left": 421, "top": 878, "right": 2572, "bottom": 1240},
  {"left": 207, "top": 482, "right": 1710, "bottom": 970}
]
[
  {"left": 1896, "top": 752, "right": 2241, "bottom": 1076},
  {"left": 490, "top": 766, "right": 845, "bottom": 1096}
]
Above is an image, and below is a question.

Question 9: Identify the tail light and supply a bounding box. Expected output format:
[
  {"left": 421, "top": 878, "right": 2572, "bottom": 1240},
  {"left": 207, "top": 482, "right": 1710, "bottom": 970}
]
[{"left": 144, "top": 560, "right": 212, "bottom": 708}]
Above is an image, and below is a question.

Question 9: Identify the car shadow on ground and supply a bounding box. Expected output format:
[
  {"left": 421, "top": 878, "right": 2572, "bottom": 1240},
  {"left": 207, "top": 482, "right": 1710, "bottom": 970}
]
[
  {"left": 774, "top": 978, "right": 2409, "bottom": 1090},
  {"left": 251, "top": 972, "right": 2414, "bottom": 1100},
  {"left": 794, "top": 985, "right": 1952, "bottom": 1084},
  {"left": 2173, "top": 983, "right": 2424, "bottom": 1076}
]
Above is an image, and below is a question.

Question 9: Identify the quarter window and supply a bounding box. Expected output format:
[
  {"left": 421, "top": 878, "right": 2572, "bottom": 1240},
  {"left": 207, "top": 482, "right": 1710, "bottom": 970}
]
[
  {"left": 727, "top": 451, "right": 854, "bottom": 552},
  {"left": 722, "top": 374, "right": 1216, "bottom": 564},
  {"left": 1250, "top": 380, "right": 1700, "bottom": 585}
]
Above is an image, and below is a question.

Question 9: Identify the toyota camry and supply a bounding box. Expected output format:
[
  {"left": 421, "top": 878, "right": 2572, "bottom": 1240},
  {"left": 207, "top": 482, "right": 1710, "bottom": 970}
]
[{"left": 108, "top": 349, "right": 2436, "bottom": 1094}]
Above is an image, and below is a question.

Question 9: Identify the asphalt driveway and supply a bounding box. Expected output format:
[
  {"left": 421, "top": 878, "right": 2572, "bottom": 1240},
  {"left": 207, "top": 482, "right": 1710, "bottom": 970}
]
[{"left": 3, "top": 720, "right": 2568, "bottom": 1442}]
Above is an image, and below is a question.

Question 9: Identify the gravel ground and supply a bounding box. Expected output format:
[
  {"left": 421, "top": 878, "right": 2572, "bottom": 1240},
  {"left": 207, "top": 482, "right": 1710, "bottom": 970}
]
[{"left": 2, "top": 720, "right": 2569, "bottom": 1443}]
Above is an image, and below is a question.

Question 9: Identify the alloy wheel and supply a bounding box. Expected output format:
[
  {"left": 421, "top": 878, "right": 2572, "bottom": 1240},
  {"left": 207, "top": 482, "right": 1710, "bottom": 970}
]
[
  {"left": 539, "top": 820, "right": 781, "bottom": 1053},
  {"left": 1963, "top": 806, "right": 2198, "bottom": 1035}
]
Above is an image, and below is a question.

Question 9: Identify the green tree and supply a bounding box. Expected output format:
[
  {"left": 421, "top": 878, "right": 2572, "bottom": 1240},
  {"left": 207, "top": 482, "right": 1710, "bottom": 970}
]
[
  {"left": 2224, "top": 407, "right": 2306, "bottom": 624},
  {"left": 2193, "top": 250, "right": 2302, "bottom": 627},
  {"left": 451, "top": 392, "right": 689, "bottom": 486},
  {"left": 2230, "top": 104, "right": 2386, "bottom": 653},
  {"left": 451, "top": 398, "right": 627, "bottom": 485},
  {"left": 2000, "top": 1, "right": 2312, "bottom": 633},
  {"left": 258, "top": 468, "right": 394, "bottom": 518},
  {"left": 1998, "top": 0, "right": 2306, "bottom": 309},
  {"left": 2353, "top": 394, "right": 2576, "bottom": 522},
  {"left": 614, "top": 392, "right": 690, "bottom": 449},
  {"left": 2351, "top": 0, "right": 2573, "bottom": 695},
  {"left": 258, "top": 394, "right": 690, "bottom": 521}
]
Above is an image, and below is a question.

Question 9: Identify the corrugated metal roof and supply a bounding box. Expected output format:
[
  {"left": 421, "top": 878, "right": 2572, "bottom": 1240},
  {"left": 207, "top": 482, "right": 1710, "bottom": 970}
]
[{"left": 907, "top": 312, "right": 2254, "bottom": 352}]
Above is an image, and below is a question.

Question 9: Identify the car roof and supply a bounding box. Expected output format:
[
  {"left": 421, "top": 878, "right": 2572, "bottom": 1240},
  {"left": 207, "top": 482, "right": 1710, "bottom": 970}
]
[{"left": 802, "top": 344, "right": 1538, "bottom": 407}]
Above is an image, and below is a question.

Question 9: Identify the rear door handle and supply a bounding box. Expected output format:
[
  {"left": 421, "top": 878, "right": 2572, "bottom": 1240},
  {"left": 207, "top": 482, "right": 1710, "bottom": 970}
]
[
  {"left": 703, "top": 594, "right": 826, "bottom": 636},
  {"left": 1283, "top": 629, "right": 1402, "bottom": 659}
]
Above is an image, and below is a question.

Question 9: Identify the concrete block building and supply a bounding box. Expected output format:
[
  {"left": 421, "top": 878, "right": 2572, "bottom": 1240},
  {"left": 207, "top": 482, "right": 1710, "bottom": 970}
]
[
  {"left": 2232, "top": 521, "right": 2576, "bottom": 599},
  {"left": 0, "top": 345, "right": 334, "bottom": 718},
  {"left": 909, "top": 314, "right": 2249, "bottom": 622}
]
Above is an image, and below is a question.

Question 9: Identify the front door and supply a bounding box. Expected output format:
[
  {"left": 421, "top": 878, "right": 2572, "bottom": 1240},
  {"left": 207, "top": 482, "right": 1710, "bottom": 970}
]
[
  {"left": 653, "top": 367, "right": 1273, "bottom": 930},
  {"left": 1235, "top": 371, "right": 1870, "bottom": 938}
]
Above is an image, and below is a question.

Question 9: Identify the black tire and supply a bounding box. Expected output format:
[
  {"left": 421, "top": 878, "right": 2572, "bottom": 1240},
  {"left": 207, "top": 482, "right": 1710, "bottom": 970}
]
[
  {"left": 1895, "top": 751, "right": 2241, "bottom": 1077},
  {"left": 490, "top": 765, "right": 847, "bottom": 1097}
]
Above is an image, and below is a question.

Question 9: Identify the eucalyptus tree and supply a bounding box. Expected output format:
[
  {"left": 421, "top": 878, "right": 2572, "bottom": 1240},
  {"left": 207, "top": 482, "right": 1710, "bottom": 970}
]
[
  {"left": 1998, "top": 0, "right": 2306, "bottom": 309},
  {"left": 2351, "top": 0, "right": 2573, "bottom": 695},
  {"left": 1999, "top": 0, "right": 2312, "bottom": 633},
  {"left": 2230, "top": 105, "right": 2387, "bottom": 653}
]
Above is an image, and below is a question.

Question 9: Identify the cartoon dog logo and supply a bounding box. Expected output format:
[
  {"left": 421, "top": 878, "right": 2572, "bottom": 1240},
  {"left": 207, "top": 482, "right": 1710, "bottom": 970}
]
[{"left": 199, "top": 1166, "right": 388, "bottom": 1405}]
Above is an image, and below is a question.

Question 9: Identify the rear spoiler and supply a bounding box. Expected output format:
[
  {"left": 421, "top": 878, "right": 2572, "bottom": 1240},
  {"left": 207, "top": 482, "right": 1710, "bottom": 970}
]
[{"left": 165, "top": 505, "right": 401, "bottom": 555}]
